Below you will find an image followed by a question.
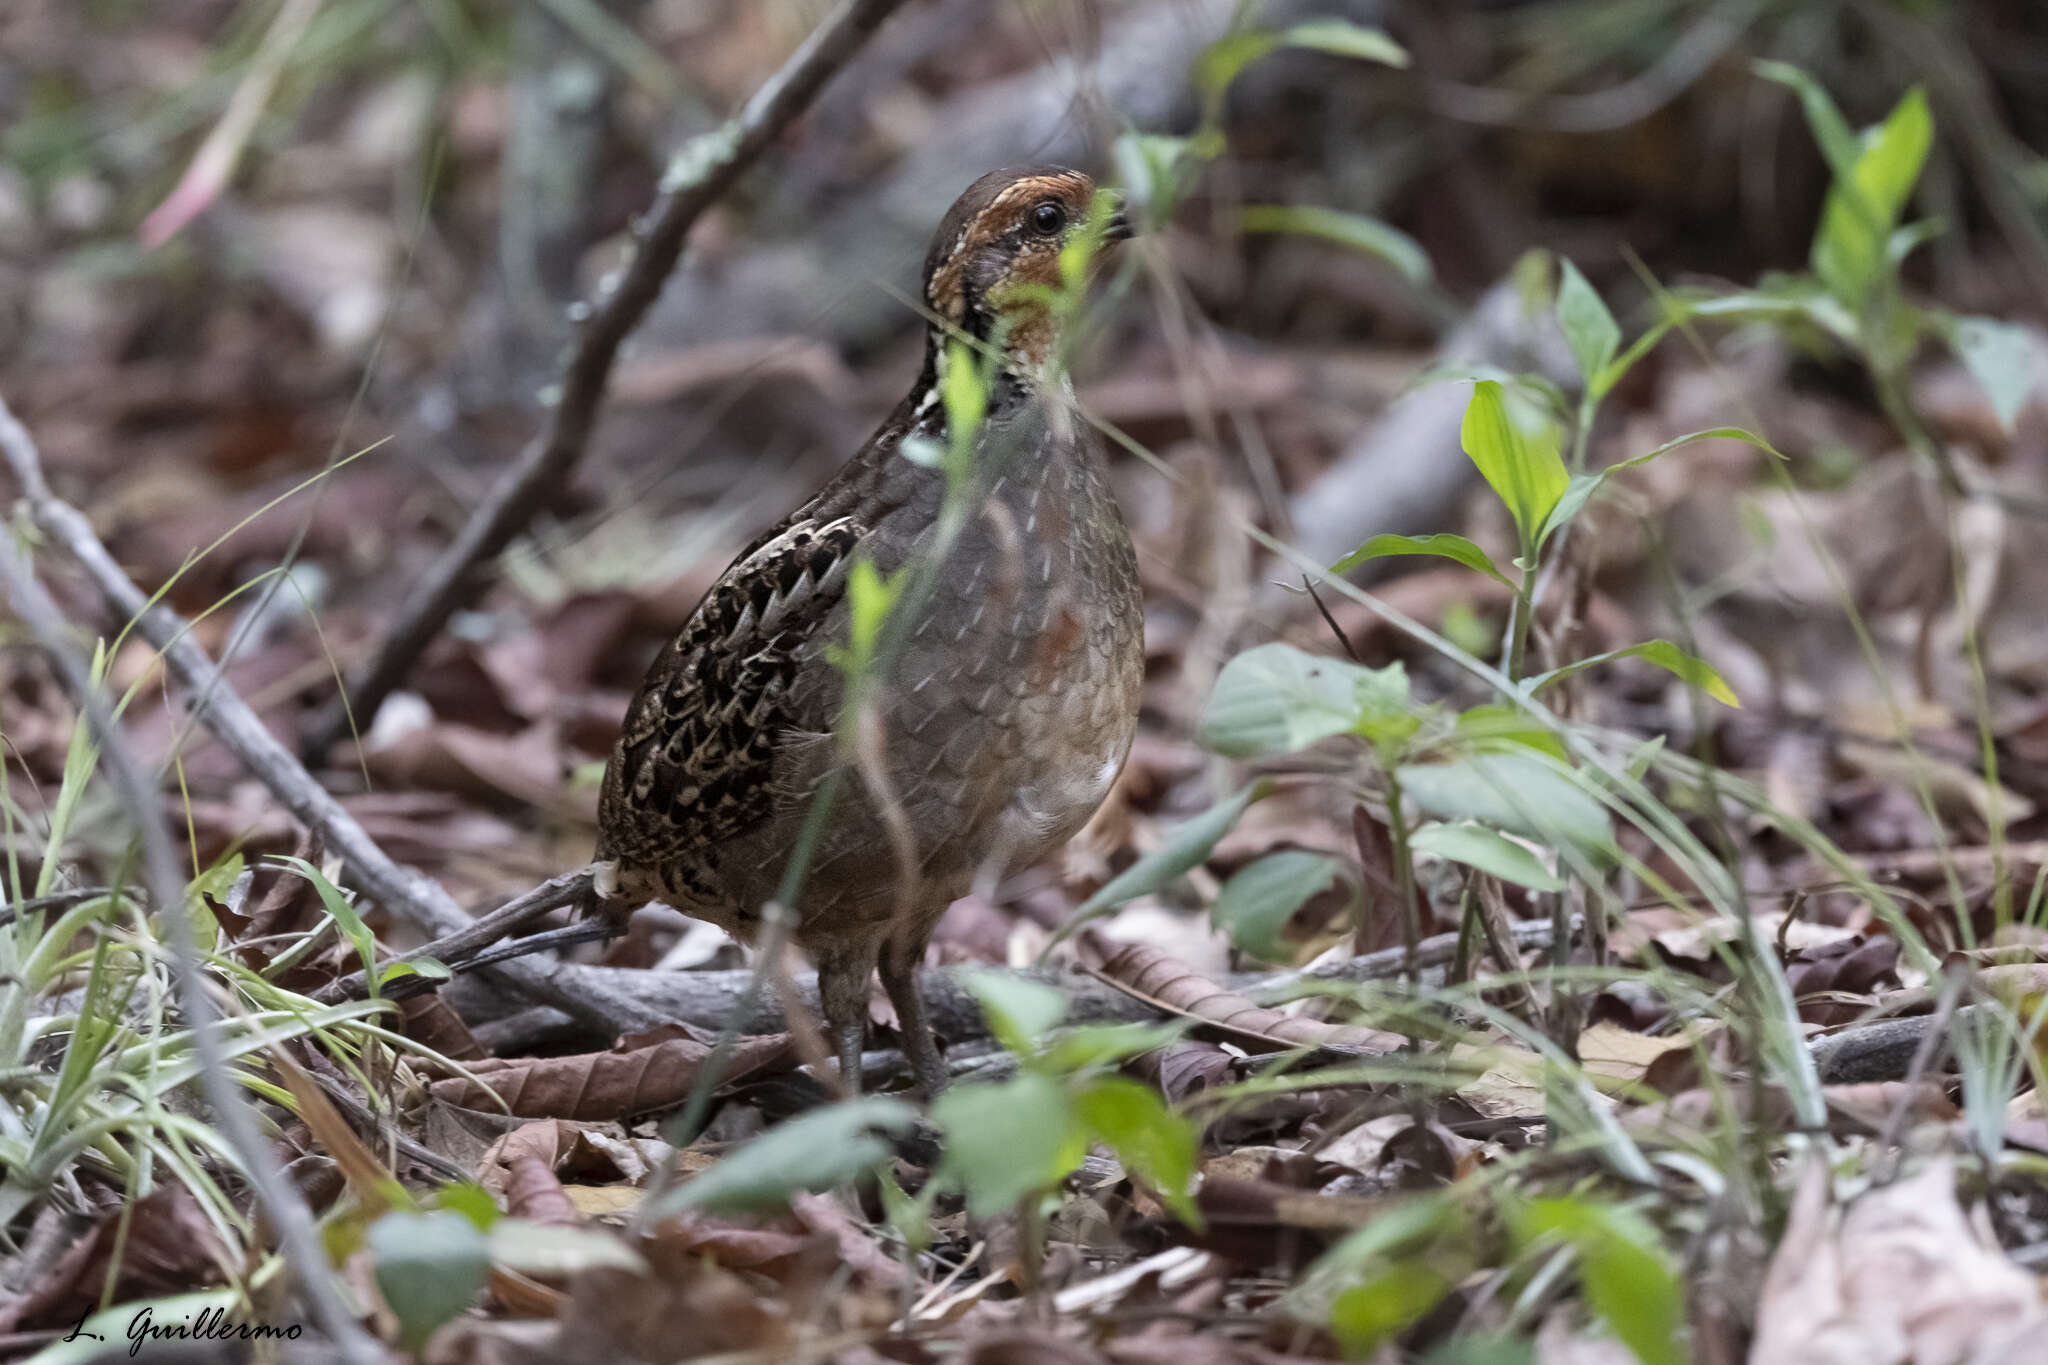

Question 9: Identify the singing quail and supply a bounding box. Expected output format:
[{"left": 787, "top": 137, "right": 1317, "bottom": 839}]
[{"left": 593, "top": 166, "right": 1143, "bottom": 1097}]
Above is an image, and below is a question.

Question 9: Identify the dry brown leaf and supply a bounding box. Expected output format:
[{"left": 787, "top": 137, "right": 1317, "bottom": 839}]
[
  {"left": 1089, "top": 941, "right": 1403, "bottom": 1054},
  {"left": 475, "top": 1119, "right": 671, "bottom": 1198},
  {"left": 431, "top": 1030, "right": 790, "bottom": 1119},
  {"left": 0, "top": 1186, "right": 231, "bottom": 1333},
  {"left": 503, "top": 1154, "right": 581, "bottom": 1225},
  {"left": 1750, "top": 1155, "right": 2048, "bottom": 1364}
]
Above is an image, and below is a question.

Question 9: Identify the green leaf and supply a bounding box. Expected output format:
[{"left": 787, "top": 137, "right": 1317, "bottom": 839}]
[
  {"left": 1113, "top": 131, "right": 1206, "bottom": 215},
  {"left": 940, "top": 339, "right": 987, "bottom": 457},
  {"left": 1536, "top": 427, "right": 1782, "bottom": 547},
  {"left": 1396, "top": 754, "right": 1613, "bottom": 862},
  {"left": 1198, "top": 642, "right": 1417, "bottom": 759},
  {"left": 1523, "top": 639, "right": 1739, "bottom": 708},
  {"left": 1812, "top": 86, "right": 1933, "bottom": 310},
  {"left": 1753, "top": 61, "right": 1861, "bottom": 174},
  {"left": 1331, "top": 532, "right": 1510, "bottom": 587},
  {"left": 1280, "top": 18, "right": 1409, "bottom": 68},
  {"left": 275, "top": 855, "right": 377, "bottom": 981},
  {"left": 1950, "top": 315, "right": 2038, "bottom": 433},
  {"left": 368, "top": 1209, "right": 490, "bottom": 1351},
  {"left": 1511, "top": 1198, "right": 1686, "bottom": 1365},
  {"left": 433, "top": 1182, "right": 502, "bottom": 1232},
  {"left": 1071, "top": 781, "right": 1266, "bottom": 918},
  {"left": 1241, "top": 204, "right": 1431, "bottom": 287},
  {"left": 844, "top": 557, "right": 902, "bottom": 665},
  {"left": 933, "top": 1072, "right": 1085, "bottom": 1216},
  {"left": 1556, "top": 259, "right": 1621, "bottom": 393},
  {"left": 378, "top": 956, "right": 451, "bottom": 987},
  {"left": 1462, "top": 380, "right": 1569, "bottom": 552},
  {"left": 1074, "top": 1076, "right": 1201, "bottom": 1225},
  {"left": 668, "top": 1097, "right": 915, "bottom": 1216},
  {"left": 1041, "top": 1021, "right": 1187, "bottom": 1076},
  {"left": 1196, "top": 20, "right": 1407, "bottom": 108},
  {"left": 964, "top": 971, "right": 1069, "bottom": 1056},
  {"left": 1453, "top": 704, "right": 1567, "bottom": 761},
  {"left": 1211, "top": 850, "right": 1348, "bottom": 960},
  {"left": 1407, "top": 822, "right": 1564, "bottom": 892},
  {"left": 1330, "top": 1263, "right": 1455, "bottom": 1355}
]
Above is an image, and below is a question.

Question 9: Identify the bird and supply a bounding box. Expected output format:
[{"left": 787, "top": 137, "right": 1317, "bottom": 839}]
[{"left": 592, "top": 166, "right": 1143, "bottom": 1098}]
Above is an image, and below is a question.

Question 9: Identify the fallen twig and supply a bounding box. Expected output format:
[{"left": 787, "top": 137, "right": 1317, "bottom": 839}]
[
  {"left": 0, "top": 394, "right": 640, "bottom": 1034},
  {"left": 307, "top": 0, "right": 912, "bottom": 758},
  {"left": 0, "top": 453, "right": 378, "bottom": 1360}
]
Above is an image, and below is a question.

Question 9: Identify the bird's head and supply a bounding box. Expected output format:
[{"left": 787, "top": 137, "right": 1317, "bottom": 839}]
[{"left": 920, "top": 165, "right": 1129, "bottom": 379}]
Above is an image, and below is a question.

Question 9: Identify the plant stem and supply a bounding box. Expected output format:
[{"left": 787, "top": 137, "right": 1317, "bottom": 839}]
[{"left": 1383, "top": 768, "right": 1422, "bottom": 984}]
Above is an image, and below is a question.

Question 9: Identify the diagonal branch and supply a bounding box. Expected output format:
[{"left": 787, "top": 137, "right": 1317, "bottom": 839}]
[
  {"left": 0, "top": 462, "right": 378, "bottom": 1359},
  {"left": 0, "top": 395, "right": 641, "bottom": 1035},
  {"left": 306, "top": 0, "right": 912, "bottom": 759}
]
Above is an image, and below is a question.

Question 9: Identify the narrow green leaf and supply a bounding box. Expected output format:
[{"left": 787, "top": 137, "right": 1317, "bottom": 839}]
[
  {"left": 1074, "top": 1077, "right": 1201, "bottom": 1225},
  {"left": 1536, "top": 427, "right": 1782, "bottom": 547},
  {"left": 1556, "top": 259, "right": 1621, "bottom": 393},
  {"left": 1041, "top": 1022, "right": 1187, "bottom": 1075},
  {"left": 964, "top": 970, "right": 1069, "bottom": 1055},
  {"left": 1454, "top": 704, "right": 1568, "bottom": 761},
  {"left": 1407, "top": 822, "right": 1564, "bottom": 892},
  {"left": 1396, "top": 754, "right": 1613, "bottom": 861},
  {"left": 933, "top": 1072, "right": 1085, "bottom": 1216},
  {"left": 275, "top": 855, "right": 377, "bottom": 977},
  {"left": 1072, "top": 781, "right": 1266, "bottom": 917},
  {"left": 1752, "top": 61, "right": 1861, "bottom": 174},
  {"left": 1281, "top": 18, "right": 1409, "bottom": 68},
  {"left": 1198, "top": 642, "right": 1417, "bottom": 759},
  {"left": 1524, "top": 640, "right": 1740, "bottom": 708},
  {"left": 1950, "top": 315, "right": 2038, "bottom": 433},
  {"left": 1240, "top": 203, "right": 1432, "bottom": 287},
  {"left": 1331, "top": 532, "right": 1510, "bottom": 588},
  {"left": 1461, "top": 380, "right": 1569, "bottom": 551},
  {"left": 668, "top": 1097, "right": 915, "bottom": 1216},
  {"left": 1211, "top": 850, "right": 1348, "bottom": 960},
  {"left": 1194, "top": 31, "right": 1282, "bottom": 103},
  {"left": 368, "top": 1210, "right": 490, "bottom": 1351}
]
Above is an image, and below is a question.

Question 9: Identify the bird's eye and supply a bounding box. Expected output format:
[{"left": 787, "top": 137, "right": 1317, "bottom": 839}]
[{"left": 1029, "top": 201, "right": 1067, "bottom": 237}]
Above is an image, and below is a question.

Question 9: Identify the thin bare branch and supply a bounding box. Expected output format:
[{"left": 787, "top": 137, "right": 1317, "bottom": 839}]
[
  {"left": 308, "top": 0, "right": 913, "bottom": 758},
  {"left": 0, "top": 445, "right": 378, "bottom": 1359}
]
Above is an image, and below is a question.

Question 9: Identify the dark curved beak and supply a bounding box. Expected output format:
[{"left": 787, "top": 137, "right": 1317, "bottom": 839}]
[{"left": 1102, "top": 208, "right": 1135, "bottom": 243}]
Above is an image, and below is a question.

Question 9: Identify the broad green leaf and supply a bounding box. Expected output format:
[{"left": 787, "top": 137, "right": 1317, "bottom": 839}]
[
  {"left": 1281, "top": 18, "right": 1409, "bottom": 68},
  {"left": 368, "top": 1209, "right": 490, "bottom": 1350},
  {"left": 1113, "top": 131, "right": 1208, "bottom": 213},
  {"left": 1422, "top": 1339, "right": 1539, "bottom": 1365},
  {"left": 1511, "top": 1198, "right": 1685, "bottom": 1365},
  {"left": 1812, "top": 86, "right": 1933, "bottom": 310},
  {"left": 1241, "top": 204, "right": 1431, "bottom": 287},
  {"left": 1753, "top": 61, "right": 1861, "bottom": 174},
  {"left": 1950, "top": 316, "right": 2038, "bottom": 433},
  {"left": 965, "top": 970, "right": 1068, "bottom": 1055},
  {"left": 434, "top": 1182, "right": 501, "bottom": 1231},
  {"left": 1212, "top": 850, "right": 1348, "bottom": 960},
  {"left": 1557, "top": 259, "right": 1621, "bottom": 393},
  {"left": 1071, "top": 781, "right": 1266, "bottom": 918},
  {"left": 1199, "top": 642, "right": 1417, "bottom": 758},
  {"left": 1074, "top": 1076, "right": 1200, "bottom": 1224},
  {"left": 1524, "top": 640, "right": 1739, "bottom": 708},
  {"left": 933, "top": 1072, "right": 1085, "bottom": 1216},
  {"left": 1330, "top": 1263, "right": 1455, "bottom": 1355},
  {"left": 668, "top": 1097, "right": 915, "bottom": 1215},
  {"left": 1462, "top": 380, "right": 1569, "bottom": 552},
  {"left": 1396, "top": 754, "right": 1613, "bottom": 861},
  {"left": 1331, "top": 532, "right": 1510, "bottom": 588},
  {"left": 1407, "top": 822, "right": 1564, "bottom": 892}
]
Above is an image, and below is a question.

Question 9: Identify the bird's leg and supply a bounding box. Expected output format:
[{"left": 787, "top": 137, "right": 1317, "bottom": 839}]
[
  {"left": 880, "top": 931, "right": 949, "bottom": 1099},
  {"left": 814, "top": 941, "right": 878, "bottom": 1097}
]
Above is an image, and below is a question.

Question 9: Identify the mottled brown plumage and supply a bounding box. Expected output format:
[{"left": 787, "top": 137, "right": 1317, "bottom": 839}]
[{"left": 594, "top": 167, "right": 1142, "bottom": 1096}]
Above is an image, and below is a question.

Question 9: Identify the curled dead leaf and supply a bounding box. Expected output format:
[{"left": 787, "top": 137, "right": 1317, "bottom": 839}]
[
  {"left": 431, "top": 1030, "right": 790, "bottom": 1119},
  {"left": 1089, "top": 941, "right": 1403, "bottom": 1055}
]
